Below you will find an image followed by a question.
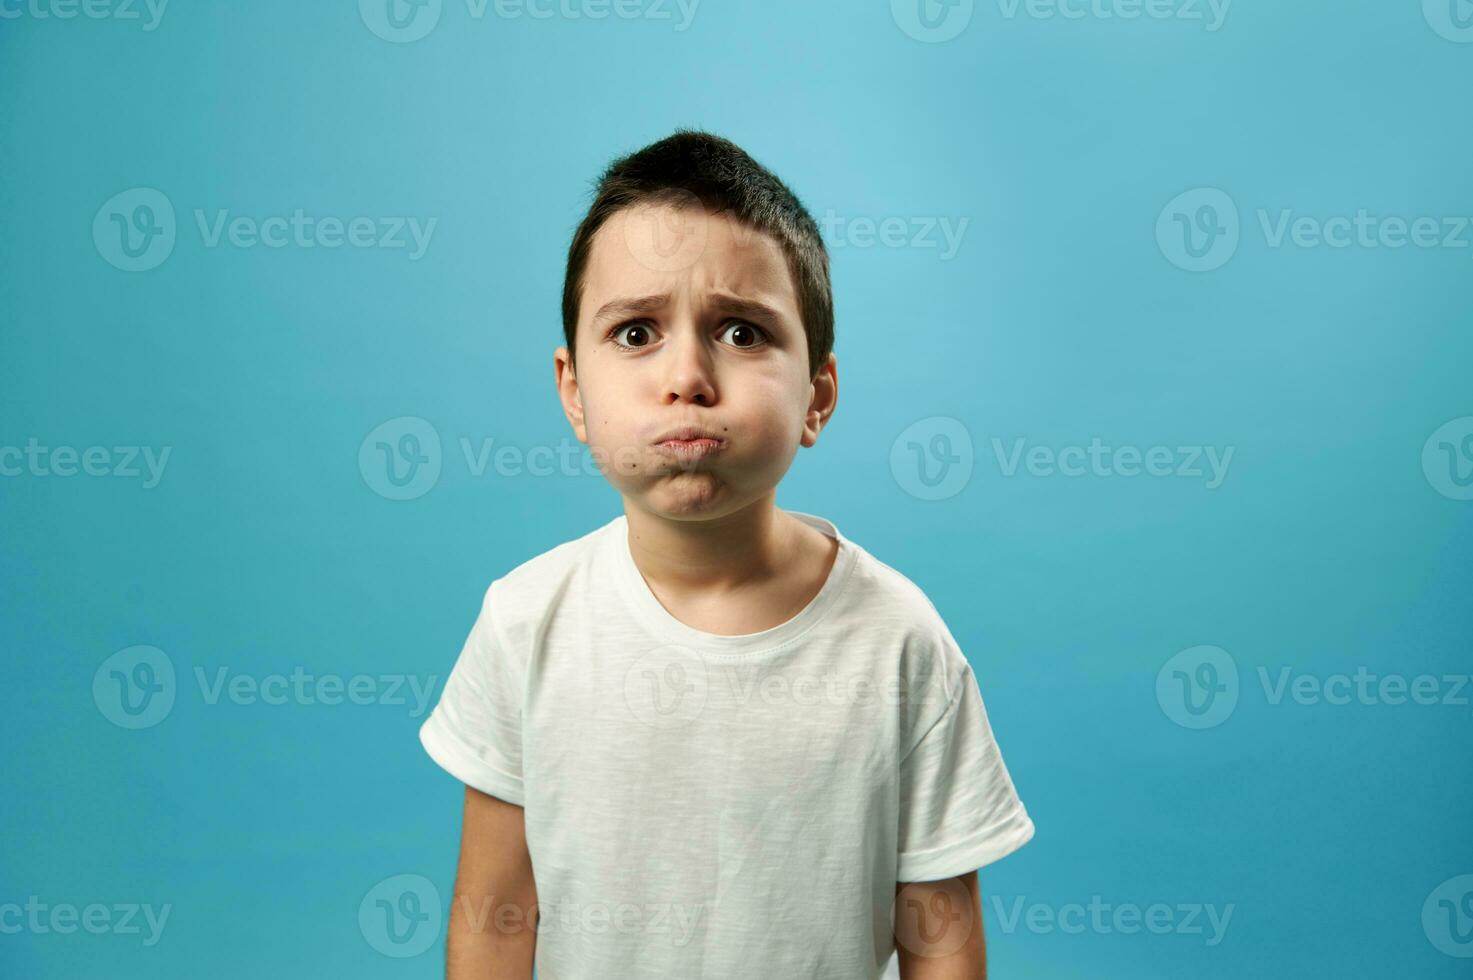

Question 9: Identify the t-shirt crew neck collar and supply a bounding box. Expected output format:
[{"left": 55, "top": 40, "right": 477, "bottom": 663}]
[{"left": 608, "top": 509, "right": 859, "bottom": 660}]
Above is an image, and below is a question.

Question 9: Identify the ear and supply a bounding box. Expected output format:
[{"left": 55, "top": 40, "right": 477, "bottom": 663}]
[
  {"left": 554, "top": 346, "right": 588, "bottom": 444},
  {"left": 800, "top": 351, "right": 838, "bottom": 448}
]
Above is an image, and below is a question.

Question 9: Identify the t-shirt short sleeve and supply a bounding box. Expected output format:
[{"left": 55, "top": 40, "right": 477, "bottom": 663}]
[
  {"left": 896, "top": 657, "right": 1034, "bottom": 882},
  {"left": 418, "top": 579, "right": 526, "bottom": 806}
]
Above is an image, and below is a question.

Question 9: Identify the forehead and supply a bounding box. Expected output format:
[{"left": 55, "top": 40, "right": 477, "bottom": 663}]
[{"left": 580, "top": 202, "right": 799, "bottom": 326}]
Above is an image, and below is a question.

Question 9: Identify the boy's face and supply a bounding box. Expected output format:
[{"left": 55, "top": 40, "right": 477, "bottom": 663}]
[{"left": 555, "top": 199, "right": 836, "bottom": 521}]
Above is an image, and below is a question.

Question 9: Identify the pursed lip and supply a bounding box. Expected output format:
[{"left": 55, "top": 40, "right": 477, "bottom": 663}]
[{"left": 652, "top": 425, "right": 725, "bottom": 446}]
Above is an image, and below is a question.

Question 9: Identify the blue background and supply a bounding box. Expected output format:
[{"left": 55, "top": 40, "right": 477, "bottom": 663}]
[{"left": 3, "top": 0, "right": 1471, "bottom": 976}]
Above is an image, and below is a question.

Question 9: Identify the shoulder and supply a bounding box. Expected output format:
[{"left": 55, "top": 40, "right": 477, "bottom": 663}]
[
  {"left": 838, "top": 537, "right": 976, "bottom": 728},
  {"left": 472, "top": 515, "right": 618, "bottom": 647}
]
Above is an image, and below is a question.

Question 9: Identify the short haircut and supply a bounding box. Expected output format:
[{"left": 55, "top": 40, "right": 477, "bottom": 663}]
[{"left": 561, "top": 129, "right": 833, "bottom": 380}]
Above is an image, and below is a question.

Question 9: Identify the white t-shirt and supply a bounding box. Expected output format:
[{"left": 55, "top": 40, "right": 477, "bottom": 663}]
[{"left": 419, "top": 510, "right": 1034, "bottom": 979}]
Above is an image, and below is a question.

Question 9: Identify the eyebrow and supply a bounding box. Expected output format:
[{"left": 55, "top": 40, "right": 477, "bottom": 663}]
[{"left": 589, "top": 292, "right": 790, "bottom": 331}]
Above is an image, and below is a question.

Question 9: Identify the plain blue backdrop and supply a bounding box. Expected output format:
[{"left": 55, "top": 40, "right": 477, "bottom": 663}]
[{"left": 3, "top": 0, "right": 1472, "bottom": 976}]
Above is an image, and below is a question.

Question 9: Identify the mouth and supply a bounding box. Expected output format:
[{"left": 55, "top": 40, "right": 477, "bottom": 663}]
[{"left": 651, "top": 426, "right": 726, "bottom": 458}]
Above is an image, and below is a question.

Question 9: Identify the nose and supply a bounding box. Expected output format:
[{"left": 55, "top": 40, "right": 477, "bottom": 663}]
[{"left": 661, "top": 323, "right": 717, "bottom": 406}]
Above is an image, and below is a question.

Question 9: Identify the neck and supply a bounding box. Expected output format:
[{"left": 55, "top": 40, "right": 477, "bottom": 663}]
[{"left": 622, "top": 493, "right": 797, "bottom": 595}]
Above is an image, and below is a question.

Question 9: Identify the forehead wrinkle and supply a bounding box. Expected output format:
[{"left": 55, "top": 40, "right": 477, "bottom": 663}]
[
  {"left": 582, "top": 207, "right": 801, "bottom": 333},
  {"left": 589, "top": 292, "right": 672, "bottom": 329}
]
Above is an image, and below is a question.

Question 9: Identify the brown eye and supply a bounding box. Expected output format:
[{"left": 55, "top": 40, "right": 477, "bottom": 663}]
[
  {"left": 721, "top": 320, "right": 768, "bottom": 349},
  {"left": 611, "top": 322, "right": 655, "bottom": 349}
]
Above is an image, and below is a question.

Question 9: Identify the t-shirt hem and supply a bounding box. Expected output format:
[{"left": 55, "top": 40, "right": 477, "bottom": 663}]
[
  {"left": 419, "top": 711, "right": 526, "bottom": 807},
  {"left": 896, "top": 808, "right": 1035, "bottom": 882}
]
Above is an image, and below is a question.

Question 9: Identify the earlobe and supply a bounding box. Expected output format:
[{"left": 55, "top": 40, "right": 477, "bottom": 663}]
[
  {"left": 800, "top": 410, "right": 826, "bottom": 448},
  {"left": 554, "top": 347, "right": 589, "bottom": 444},
  {"left": 564, "top": 393, "right": 587, "bottom": 444}
]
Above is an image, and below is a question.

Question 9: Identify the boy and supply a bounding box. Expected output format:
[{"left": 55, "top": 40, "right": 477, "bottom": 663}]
[{"left": 418, "top": 130, "right": 1034, "bottom": 979}]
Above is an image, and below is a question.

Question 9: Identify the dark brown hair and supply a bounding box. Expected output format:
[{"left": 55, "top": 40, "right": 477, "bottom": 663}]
[{"left": 561, "top": 129, "right": 833, "bottom": 380}]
